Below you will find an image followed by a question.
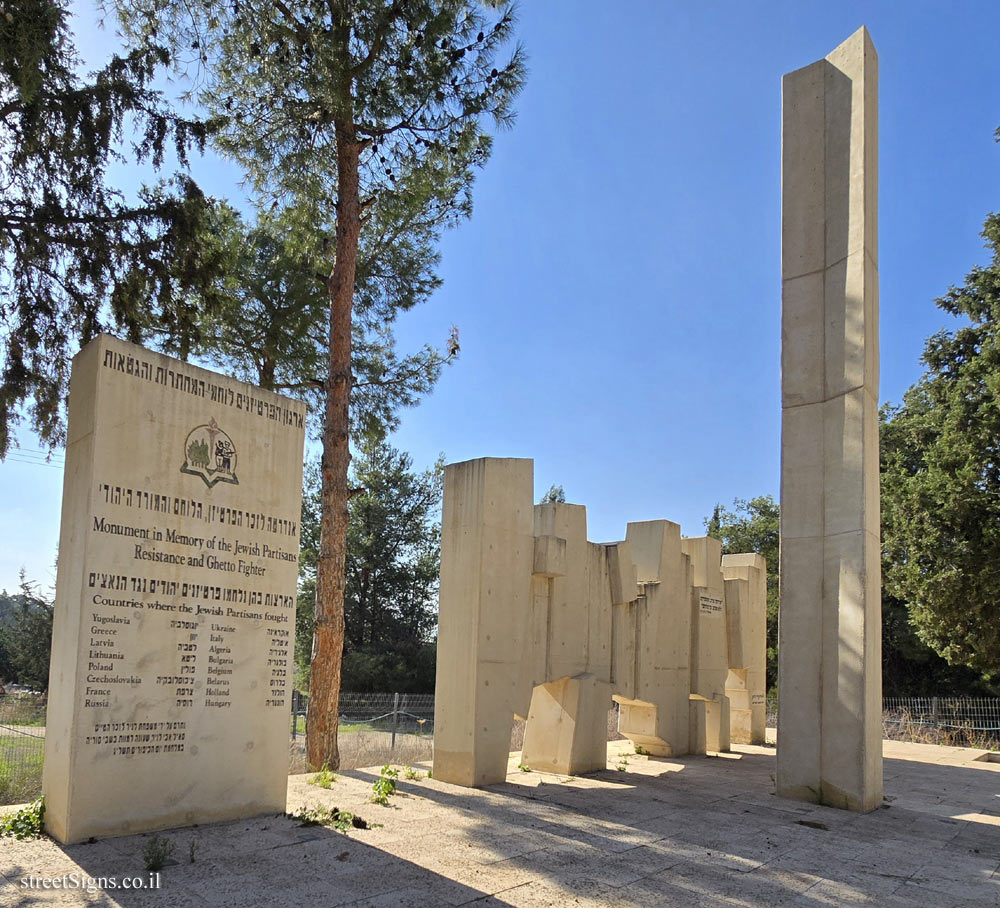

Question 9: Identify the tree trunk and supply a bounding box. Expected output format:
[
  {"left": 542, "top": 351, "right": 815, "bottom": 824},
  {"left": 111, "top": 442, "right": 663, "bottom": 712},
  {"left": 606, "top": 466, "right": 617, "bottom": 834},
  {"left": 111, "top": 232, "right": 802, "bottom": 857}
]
[{"left": 306, "top": 118, "right": 361, "bottom": 770}]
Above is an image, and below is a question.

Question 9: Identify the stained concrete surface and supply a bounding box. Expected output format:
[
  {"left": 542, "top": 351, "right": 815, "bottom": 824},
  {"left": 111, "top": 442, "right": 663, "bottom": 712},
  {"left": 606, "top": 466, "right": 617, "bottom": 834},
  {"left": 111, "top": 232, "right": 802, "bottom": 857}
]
[{"left": 2, "top": 738, "right": 998, "bottom": 906}]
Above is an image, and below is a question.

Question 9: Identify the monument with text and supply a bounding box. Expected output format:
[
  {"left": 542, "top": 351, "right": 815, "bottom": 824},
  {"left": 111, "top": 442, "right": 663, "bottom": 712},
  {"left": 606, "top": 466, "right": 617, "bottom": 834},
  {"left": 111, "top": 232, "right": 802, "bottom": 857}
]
[{"left": 43, "top": 335, "right": 306, "bottom": 843}]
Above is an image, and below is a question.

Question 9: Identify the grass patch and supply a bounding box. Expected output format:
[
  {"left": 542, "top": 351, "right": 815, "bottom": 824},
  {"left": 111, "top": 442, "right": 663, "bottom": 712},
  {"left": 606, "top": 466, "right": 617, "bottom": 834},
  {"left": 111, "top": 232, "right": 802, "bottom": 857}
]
[
  {"left": 0, "top": 747, "right": 44, "bottom": 806},
  {"left": 308, "top": 764, "right": 337, "bottom": 789},
  {"left": 292, "top": 719, "right": 376, "bottom": 736},
  {"left": 0, "top": 695, "right": 47, "bottom": 727},
  {"left": 339, "top": 722, "right": 377, "bottom": 735}
]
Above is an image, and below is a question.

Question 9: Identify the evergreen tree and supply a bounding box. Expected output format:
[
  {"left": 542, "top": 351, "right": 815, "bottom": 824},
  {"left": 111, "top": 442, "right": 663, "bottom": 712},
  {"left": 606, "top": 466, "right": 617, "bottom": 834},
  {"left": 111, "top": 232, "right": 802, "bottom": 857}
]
[
  {"left": 0, "top": 0, "right": 222, "bottom": 456},
  {"left": 113, "top": 0, "right": 525, "bottom": 768},
  {"left": 0, "top": 579, "right": 53, "bottom": 691},
  {"left": 296, "top": 443, "right": 442, "bottom": 694},
  {"left": 186, "top": 205, "right": 457, "bottom": 441},
  {"left": 881, "top": 212, "right": 1000, "bottom": 678}
]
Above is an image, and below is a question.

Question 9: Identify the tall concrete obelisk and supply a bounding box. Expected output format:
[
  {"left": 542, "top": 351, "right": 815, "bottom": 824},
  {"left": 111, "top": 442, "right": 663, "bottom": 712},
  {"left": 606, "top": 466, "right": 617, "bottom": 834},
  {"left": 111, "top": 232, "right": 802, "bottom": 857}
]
[{"left": 777, "top": 27, "right": 882, "bottom": 812}]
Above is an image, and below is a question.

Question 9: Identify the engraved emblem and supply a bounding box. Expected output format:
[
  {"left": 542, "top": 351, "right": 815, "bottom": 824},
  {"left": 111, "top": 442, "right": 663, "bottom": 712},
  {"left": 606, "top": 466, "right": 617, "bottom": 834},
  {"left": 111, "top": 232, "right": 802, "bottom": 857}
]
[{"left": 181, "top": 418, "right": 239, "bottom": 487}]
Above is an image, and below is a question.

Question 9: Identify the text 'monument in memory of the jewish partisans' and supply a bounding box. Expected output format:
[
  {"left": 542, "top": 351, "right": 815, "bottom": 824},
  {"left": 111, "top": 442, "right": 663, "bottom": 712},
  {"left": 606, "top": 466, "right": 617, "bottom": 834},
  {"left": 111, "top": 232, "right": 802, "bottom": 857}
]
[{"left": 43, "top": 335, "right": 306, "bottom": 843}]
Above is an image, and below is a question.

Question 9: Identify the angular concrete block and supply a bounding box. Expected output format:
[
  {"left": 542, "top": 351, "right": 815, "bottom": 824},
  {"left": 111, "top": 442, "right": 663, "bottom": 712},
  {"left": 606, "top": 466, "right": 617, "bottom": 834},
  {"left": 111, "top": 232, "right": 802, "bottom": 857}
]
[
  {"left": 777, "top": 535, "right": 823, "bottom": 801},
  {"left": 586, "top": 544, "right": 614, "bottom": 680},
  {"left": 522, "top": 674, "right": 611, "bottom": 775},
  {"left": 722, "top": 554, "right": 767, "bottom": 745},
  {"left": 533, "top": 534, "right": 567, "bottom": 578},
  {"left": 607, "top": 540, "right": 638, "bottom": 605},
  {"left": 611, "top": 597, "right": 638, "bottom": 700},
  {"left": 824, "top": 251, "right": 871, "bottom": 399},
  {"left": 689, "top": 694, "right": 730, "bottom": 755},
  {"left": 626, "top": 519, "right": 681, "bottom": 583},
  {"left": 724, "top": 578, "right": 746, "bottom": 670},
  {"left": 536, "top": 503, "right": 591, "bottom": 682},
  {"left": 782, "top": 271, "right": 826, "bottom": 408},
  {"left": 781, "top": 59, "right": 827, "bottom": 280},
  {"left": 822, "top": 387, "right": 879, "bottom": 537},
  {"left": 680, "top": 536, "right": 724, "bottom": 594},
  {"left": 781, "top": 402, "right": 824, "bottom": 539}
]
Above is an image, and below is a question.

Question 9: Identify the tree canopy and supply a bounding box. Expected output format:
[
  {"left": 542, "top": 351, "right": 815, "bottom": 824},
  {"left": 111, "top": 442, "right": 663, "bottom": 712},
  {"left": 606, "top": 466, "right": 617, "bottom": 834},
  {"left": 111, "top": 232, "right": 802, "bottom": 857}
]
[
  {"left": 296, "top": 441, "right": 442, "bottom": 693},
  {"left": 881, "top": 211, "right": 1000, "bottom": 678},
  {"left": 0, "top": 579, "right": 53, "bottom": 691},
  {"left": 0, "top": 0, "right": 222, "bottom": 456},
  {"left": 112, "top": 0, "right": 526, "bottom": 768}
]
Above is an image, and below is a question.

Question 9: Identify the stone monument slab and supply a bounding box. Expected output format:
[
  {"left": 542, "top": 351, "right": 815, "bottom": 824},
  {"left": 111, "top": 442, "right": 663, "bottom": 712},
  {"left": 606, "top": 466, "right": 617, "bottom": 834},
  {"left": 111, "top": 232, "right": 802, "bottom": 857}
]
[{"left": 43, "top": 335, "right": 306, "bottom": 843}]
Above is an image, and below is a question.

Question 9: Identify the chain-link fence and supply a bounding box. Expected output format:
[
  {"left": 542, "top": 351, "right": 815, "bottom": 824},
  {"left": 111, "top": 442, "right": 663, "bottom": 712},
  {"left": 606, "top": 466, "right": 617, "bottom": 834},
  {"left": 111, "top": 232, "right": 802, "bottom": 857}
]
[
  {"left": 288, "top": 691, "right": 436, "bottom": 773},
  {"left": 766, "top": 695, "right": 1000, "bottom": 747},
  {"left": 5, "top": 691, "right": 999, "bottom": 804},
  {"left": 0, "top": 692, "right": 46, "bottom": 805},
  {"left": 882, "top": 697, "right": 1000, "bottom": 731},
  {"left": 882, "top": 697, "right": 1000, "bottom": 747},
  {"left": 291, "top": 691, "right": 434, "bottom": 745}
]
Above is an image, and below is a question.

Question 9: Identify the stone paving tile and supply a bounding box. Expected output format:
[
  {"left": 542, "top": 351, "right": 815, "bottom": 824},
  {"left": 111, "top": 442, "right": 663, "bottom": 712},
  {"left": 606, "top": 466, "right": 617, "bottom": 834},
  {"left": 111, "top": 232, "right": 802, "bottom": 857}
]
[
  {"left": 5, "top": 739, "right": 1000, "bottom": 906},
  {"left": 490, "top": 878, "right": 628, "bottom": 907}
]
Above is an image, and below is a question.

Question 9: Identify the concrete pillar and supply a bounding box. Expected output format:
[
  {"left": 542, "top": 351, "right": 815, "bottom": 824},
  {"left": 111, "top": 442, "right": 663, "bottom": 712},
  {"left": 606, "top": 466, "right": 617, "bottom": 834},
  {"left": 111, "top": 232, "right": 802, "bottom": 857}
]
[
  {"left": 521, "top": 501, "right": 613, "bottom": 774},
  {"left": 682, "top": 536, "right": 730, "bottom": 754},
  {"left": 432, "top": 458, "right": 534, "bottom": 786},
  {"left": 778, "top": 27, "right": 882, "bottom": 811},
  {"left": 722, "top": 553, "right": 767, "bottom": 745},
  {"left": 614, "top": 520, "right": 692, "bottom": 757}
]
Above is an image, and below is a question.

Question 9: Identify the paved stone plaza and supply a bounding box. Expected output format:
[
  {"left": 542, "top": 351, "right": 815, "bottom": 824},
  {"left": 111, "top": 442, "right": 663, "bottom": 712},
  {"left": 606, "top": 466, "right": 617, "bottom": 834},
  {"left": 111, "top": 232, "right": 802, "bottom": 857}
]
[{"left": 2, "top": 738, "right": 998, "bottom": 906}]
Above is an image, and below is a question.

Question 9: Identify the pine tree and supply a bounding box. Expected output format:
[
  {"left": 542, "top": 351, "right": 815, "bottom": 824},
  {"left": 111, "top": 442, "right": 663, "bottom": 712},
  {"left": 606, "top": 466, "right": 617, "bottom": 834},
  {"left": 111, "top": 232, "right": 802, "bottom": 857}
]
[
  {"left": 113, "top": 0, "right": 526, "bottom": 767},
  {"left": 0, "top": 0, "right": 222, "bottom": 455}
]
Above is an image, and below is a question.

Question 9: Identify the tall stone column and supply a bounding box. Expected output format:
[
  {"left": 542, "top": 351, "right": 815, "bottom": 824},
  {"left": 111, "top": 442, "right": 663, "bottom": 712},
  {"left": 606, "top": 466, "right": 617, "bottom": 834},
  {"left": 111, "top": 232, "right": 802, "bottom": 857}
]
[{"left": 777, "top": 27, "right": 882, "bottom": 812}]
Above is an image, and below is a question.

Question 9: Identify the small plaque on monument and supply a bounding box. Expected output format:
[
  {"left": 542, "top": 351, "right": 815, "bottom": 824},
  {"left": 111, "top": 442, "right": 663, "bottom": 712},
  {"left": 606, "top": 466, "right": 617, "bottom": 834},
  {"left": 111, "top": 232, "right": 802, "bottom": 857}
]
[{"left": 43, "top": 335, "right": 306, "bottom": 843}]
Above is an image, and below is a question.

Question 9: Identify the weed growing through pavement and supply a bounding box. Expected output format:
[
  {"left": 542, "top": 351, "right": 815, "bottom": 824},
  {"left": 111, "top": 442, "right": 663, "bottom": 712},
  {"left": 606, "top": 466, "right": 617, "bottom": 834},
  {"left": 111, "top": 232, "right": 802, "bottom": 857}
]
[
  {"left": 309, "top": 763, "right": 337, "bottom": 789},
  {"left": 290, "top": 805, "right": 374, "bottom": 831},
  {"left": 371, "top": 764, "right": 399, "bottom": 805},
  {"left": 141, "top": 834, "right": 174, "bottom": 872}
]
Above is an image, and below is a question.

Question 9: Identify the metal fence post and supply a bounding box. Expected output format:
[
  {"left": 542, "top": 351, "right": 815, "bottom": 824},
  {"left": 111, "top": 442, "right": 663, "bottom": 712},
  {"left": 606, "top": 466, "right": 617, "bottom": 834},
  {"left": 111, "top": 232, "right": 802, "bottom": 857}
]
[{"left": 391, "top": 692, "right": 400, "bottom": 750}]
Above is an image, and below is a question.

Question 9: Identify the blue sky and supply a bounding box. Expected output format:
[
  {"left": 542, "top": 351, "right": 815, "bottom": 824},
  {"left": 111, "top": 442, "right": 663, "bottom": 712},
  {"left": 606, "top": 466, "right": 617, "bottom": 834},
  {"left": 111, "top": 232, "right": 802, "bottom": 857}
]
[{"left": 3, "top": 1, "right": 1000, "bottom": 593}]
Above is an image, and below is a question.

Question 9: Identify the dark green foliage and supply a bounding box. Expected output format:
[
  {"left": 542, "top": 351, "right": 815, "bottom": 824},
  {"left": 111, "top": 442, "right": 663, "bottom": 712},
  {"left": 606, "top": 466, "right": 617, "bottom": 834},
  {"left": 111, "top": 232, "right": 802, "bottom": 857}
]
[
  {"left": 881, "top": 212, "right": 1000, "bottom": 678},
  {"left": 0, "top": 581, "right": 53, "bottom": 691},
  {"left": 706, "top": 496, "right": 779, "bottom": 692},
  {"left": 296, "top": 443, "right": 442, "bottom": 692},
  {"left": 112, "top": 0, "right": 524, "bottom": 443},
  {"left": 881, "top": 591, "right": 999, "bottom": 696},
  {"left": 115, "top": 0, "right": 526, "bottom": 214},
  {"left": 187, "top": 206, "right": 455, "bottom": 440},
  {"left": 0, "top": 796, "right": 45, "bottom": 839},
  {"left": 703, "top": 493, "right": 998, "bottom": 695},
  {"left": 0, "top": 0, "right": 222, "bottom": 456}
]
